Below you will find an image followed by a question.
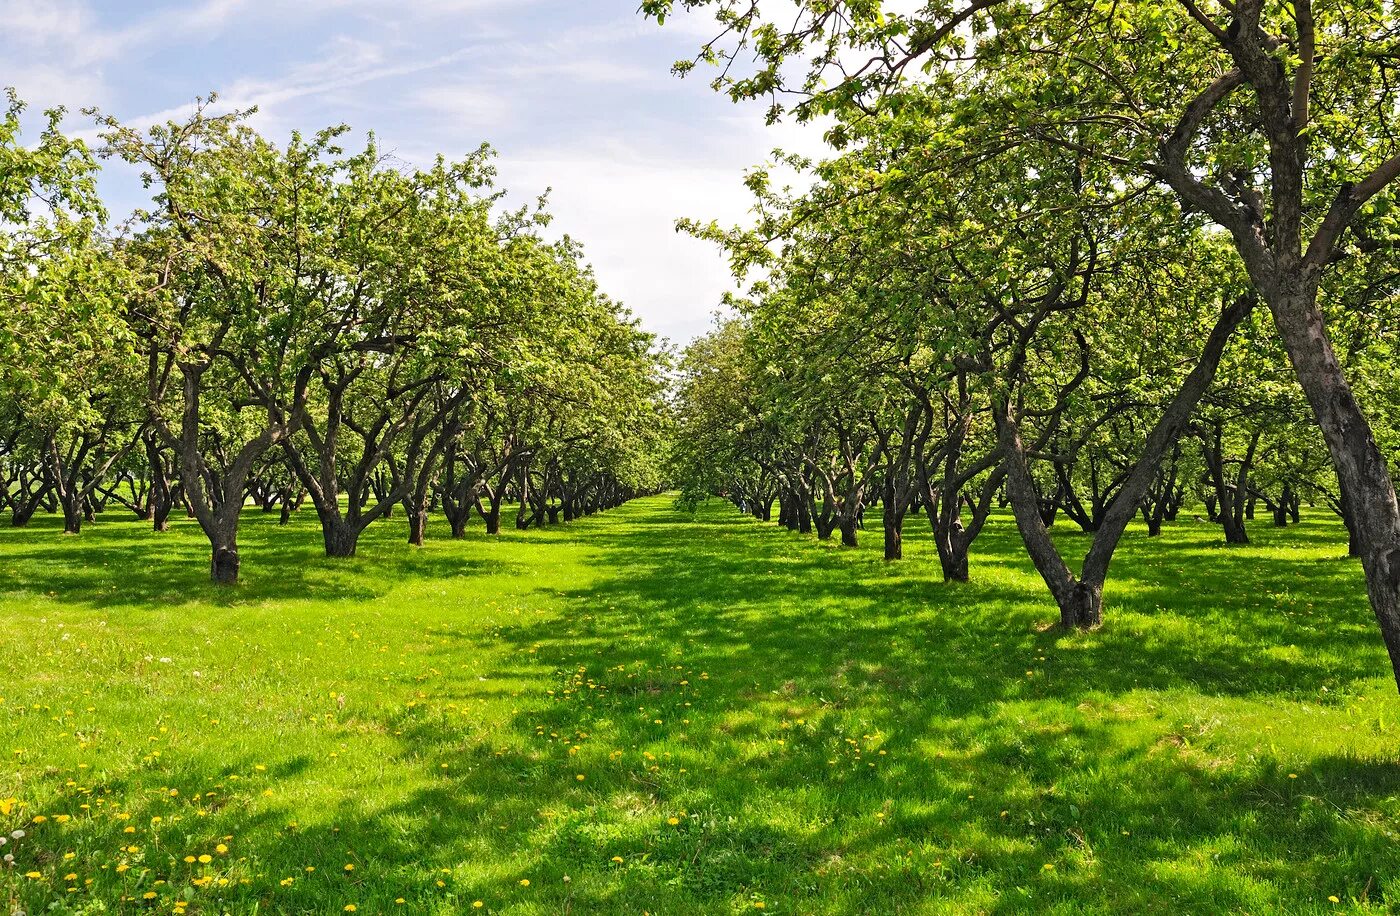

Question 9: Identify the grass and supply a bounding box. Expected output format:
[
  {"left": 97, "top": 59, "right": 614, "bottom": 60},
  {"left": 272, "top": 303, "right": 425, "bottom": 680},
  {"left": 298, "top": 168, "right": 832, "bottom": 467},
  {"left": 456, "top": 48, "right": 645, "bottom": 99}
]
[{"left": 1, "top": 496, "right": 1398, "bottom": 914}]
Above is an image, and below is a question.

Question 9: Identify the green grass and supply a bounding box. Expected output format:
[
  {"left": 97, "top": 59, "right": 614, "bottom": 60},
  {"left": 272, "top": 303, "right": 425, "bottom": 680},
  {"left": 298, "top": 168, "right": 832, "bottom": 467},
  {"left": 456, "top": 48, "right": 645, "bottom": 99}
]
[{"left": 1, "top": 497, "right": 1398, "bottom": 914}]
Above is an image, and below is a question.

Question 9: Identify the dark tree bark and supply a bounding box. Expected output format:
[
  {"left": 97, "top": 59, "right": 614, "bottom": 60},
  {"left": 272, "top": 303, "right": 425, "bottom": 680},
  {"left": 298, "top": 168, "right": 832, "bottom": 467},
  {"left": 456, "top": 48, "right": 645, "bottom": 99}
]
[{"left": 1000, "top": 294, "right": 1255, "bottom": 629}]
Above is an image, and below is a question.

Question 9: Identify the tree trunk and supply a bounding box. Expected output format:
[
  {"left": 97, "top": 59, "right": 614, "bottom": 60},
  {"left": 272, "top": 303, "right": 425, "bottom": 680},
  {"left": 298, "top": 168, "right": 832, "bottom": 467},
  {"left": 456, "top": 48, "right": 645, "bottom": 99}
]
[
  {"left": 937, "top": 528, "right": 970, "bottom": 582},
  {"left": 1339, "top": 479, "right": 1363, "bottom": 558},
  {"left": 1002, "top": 294, "right": 1253, "bottom": 630},
  {"left": 1269, "top": 285, "right": 1400, "bottom": 689},
  {"left": 1220, "top": 487, "right": 1249, "bottom": 544},
  {"left": 883, "top": 504, "right": 904, "bottom": 560},
  {"left": 484, "top": 494, "right": 503, "bottom": 535},
  {"left": 321, "top": 516, "right": 359, "bottom": 558},
  {"left": 59, "top": 491, "right": 83, "bottom": 535},
  {"left": 450, "top": 507, "right": 470, "bottom": 538},
  {"left": 10, "top": 500, "right": 40, "bottom": 527},
  {"left": 1065, "top": 580, "right": 1103, "bottom": 629},
  {"left": 407, "top": 507, "right": 427, "bottom": 547},
  {"left": 211, "top": 534, "right": 240, "bottom": 585}
]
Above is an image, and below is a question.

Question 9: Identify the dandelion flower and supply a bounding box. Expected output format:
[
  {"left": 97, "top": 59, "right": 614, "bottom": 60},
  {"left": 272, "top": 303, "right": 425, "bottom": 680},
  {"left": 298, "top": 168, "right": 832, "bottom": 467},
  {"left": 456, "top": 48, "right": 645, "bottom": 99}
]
[{"left": 519, "top": 878, "right": 530, "bottom": 887}]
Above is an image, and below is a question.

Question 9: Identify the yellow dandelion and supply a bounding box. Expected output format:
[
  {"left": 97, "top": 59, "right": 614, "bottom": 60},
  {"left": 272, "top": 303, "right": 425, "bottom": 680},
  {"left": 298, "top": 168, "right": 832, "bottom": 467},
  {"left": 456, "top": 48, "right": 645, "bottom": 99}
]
[
  {"left": 344, "top": 863, "right": 355, "bottom": 872},
  {"left": 611, "top": 856, "right": 624, "bottom": 863},
  {"left": 519, "top": 878, "right": 530, "bottom": 886},
  {"left": 344, "top": 906, "right": 357, "bottom": 913},
  {"left": 198, "top": 854, "right": 212, "bottom": 864},
  {"left": 1329, "top": 897, "right": 1341, "bottom": 904},
  {"left": 668, "top": 816, "right": 680, "bottom": 825}
]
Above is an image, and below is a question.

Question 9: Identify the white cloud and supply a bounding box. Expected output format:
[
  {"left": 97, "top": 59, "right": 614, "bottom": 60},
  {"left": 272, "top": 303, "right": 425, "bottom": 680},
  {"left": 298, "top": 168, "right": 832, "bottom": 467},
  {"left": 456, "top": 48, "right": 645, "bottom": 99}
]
[
  {"left": 410, "top": 84, "right": 512, "bottom": 129},
  {"left": 504, "top": 152, "right": 750, "bottom": 343},
  {"left": 8, "top": 0, "right": 837, "bottom": 342},
  {"left": 498, "top": 58, "right": 655, "bottom": 86}
]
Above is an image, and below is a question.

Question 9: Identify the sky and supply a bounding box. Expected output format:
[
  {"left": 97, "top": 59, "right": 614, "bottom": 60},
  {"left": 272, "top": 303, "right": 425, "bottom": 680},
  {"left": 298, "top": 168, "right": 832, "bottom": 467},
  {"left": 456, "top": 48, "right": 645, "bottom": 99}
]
[{"left": 3, "top": 0, "right": 829, "bottom": 344}]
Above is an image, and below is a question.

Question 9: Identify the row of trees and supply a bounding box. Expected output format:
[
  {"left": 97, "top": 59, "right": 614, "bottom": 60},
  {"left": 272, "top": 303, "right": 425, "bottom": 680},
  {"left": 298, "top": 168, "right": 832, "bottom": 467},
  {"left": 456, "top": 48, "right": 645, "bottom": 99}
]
[
  {"left": 651, "top": 0, "right": 1400, "bottom": 689},
  {"left": 0, "top": 94, "right": 668, "bottom": 583}
]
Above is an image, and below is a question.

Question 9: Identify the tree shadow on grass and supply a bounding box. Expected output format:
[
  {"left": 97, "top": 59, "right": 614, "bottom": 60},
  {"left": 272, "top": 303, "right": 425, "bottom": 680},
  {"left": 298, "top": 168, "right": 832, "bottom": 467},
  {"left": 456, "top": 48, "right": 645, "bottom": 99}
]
[
  {"left": 0, "top": 509, "right": 526, "bottom": 609},
  {"left": 271, "top": 498, "right": 1394, "bottom": 912},
  {"left": 522, "top": 502, "right": 1385, "bottom": 709},
  {"left": 8, "top": 498, "right": 1400, "bottom": 913},
  {"left": 205, "top": 679, "right": 1400, "bottom": 913}
]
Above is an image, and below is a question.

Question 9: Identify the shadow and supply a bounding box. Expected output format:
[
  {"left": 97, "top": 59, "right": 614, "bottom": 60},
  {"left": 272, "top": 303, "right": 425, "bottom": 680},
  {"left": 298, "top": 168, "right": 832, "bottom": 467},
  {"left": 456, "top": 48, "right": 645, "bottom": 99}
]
[
  {"left": 5, "top": 497, "right": 1399, "bottom": 913},
  {"left": 0, "top": 507, "right": 526, "bottom": 608}
]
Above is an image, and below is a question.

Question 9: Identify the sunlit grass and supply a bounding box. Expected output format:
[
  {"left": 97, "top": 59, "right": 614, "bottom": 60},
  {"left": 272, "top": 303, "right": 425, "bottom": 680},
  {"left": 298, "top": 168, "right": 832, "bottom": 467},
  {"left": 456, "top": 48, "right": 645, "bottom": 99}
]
[{"left": 1, "top": 497, "right": 1397, "bottom": 913}]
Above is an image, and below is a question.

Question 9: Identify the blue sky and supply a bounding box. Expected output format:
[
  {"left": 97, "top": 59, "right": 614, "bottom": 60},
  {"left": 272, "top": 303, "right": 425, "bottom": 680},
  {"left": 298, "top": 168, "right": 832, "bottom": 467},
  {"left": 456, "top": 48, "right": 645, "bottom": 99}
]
[{"left": 4, "top": 0, "right": 826, "bottom": 343}]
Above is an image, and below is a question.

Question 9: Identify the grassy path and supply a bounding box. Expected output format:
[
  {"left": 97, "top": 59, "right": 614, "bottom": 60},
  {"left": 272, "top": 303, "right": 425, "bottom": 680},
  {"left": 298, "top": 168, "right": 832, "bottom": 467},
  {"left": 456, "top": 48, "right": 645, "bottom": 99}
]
[{"left": 1, "top": 496, "right": 1398, "bottom": 913}]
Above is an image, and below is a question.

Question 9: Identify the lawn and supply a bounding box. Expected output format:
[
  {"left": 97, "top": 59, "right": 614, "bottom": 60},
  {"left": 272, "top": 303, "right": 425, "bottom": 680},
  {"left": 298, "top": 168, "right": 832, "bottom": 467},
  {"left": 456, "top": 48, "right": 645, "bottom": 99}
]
[{"left": 1, "top": 497, "right": 1398, "bottom": 914}]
